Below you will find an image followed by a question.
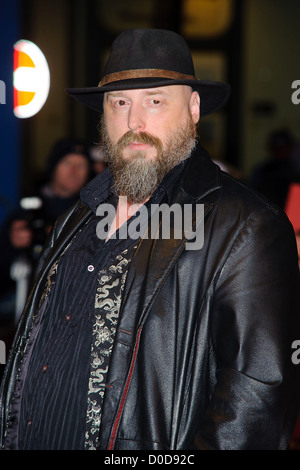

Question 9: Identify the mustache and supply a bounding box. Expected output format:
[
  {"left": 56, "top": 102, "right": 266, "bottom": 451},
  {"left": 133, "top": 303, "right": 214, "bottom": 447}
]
[{"left": 117, "top": 131, "right": 163, "bottom": 152}]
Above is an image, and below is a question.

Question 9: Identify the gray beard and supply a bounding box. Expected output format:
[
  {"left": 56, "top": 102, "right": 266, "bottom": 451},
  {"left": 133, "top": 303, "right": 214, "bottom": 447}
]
[{"left": 99, "top": 116, "right": 197, "bottom": 204}]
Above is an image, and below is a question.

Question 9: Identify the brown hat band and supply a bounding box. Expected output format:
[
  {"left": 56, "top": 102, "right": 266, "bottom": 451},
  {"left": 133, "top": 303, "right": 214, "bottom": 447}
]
[{"left": 98, "top": 68, "right": 196, "bottom": 87}]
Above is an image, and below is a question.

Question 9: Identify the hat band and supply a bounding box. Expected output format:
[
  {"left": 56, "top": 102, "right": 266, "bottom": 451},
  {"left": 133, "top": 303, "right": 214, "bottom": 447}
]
[{"left": 98, "top": 69, "right": 196, "bottom": 87}]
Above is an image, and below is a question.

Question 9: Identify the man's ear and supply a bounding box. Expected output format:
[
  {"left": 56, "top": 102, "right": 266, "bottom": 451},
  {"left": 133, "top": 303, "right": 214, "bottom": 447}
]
[{"left": 189, "top": 91, "right": 200, "bottom": 124}]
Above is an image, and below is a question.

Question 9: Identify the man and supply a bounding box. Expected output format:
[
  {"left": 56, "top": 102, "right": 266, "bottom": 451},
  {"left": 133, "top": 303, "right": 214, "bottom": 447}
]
[{"left": 0, "top": 29, "right": 299, "bottom": 450}]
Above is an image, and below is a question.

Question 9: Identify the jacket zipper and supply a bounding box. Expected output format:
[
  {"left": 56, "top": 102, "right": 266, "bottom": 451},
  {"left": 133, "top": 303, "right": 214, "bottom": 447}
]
[{"left": 108, "top": 326, "right": 142, "bottom": 450}]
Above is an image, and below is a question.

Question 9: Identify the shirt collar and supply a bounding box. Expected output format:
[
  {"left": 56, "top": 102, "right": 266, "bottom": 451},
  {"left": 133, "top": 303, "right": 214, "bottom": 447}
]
[{"left": 80, "top": 159, "right": 188, "bottom": 213}]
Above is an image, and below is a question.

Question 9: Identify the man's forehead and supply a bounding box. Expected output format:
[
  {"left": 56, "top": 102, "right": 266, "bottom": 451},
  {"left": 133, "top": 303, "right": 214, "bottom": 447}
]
[{"left": 104, "top": 85, "right": 193, "bottom": 99}]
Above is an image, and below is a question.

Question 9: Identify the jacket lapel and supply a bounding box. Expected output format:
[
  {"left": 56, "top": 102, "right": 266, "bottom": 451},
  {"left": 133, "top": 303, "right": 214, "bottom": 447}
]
[{"left": 34, "top": 201, "right": 92, "bottom": 286}]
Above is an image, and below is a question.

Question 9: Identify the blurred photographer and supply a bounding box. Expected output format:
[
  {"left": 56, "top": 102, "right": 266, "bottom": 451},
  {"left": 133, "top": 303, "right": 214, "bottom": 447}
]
[{"left": 0, "top": 138, "right": 93, "bottom": 323}]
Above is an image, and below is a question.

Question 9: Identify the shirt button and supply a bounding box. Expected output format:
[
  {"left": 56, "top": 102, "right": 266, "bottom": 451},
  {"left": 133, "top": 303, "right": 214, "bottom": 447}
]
[
  {"left": 87, "top": 265, "right": 94, "bottom": 272},
  {"left": 65, "top": 314, "right": 71, "bottom": 321},
  {"left": 27, "top": 419, "right": 33, "bottom": 426},
  {"left": 42, "top": 365, "right": 48, "bottom": 372}
]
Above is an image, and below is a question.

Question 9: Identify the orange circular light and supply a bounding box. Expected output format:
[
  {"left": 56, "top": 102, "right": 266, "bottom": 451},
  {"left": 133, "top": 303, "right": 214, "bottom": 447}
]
[{"left": 13, "top": 40, "right": 50, "bottom": 118}]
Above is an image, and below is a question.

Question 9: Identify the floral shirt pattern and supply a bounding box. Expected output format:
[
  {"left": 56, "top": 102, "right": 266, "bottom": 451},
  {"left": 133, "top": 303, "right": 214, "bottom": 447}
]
[{"left": 84, "top": 247, "right": 136, "bottom": 450}]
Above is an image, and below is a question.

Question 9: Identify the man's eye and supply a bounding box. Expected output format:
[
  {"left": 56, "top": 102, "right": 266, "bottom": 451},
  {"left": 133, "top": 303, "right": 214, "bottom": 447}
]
[
  {"left": 116, "top": 100, "right": 127, "bottom": 106},
  {"left": 151, "top": 99, "right": 160, "bottom": 105}
]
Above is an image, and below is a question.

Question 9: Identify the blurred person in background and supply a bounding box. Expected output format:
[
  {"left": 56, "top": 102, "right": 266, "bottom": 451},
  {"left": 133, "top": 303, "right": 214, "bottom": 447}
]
[
  {"left": 0, "top": 138, "right": 93, "bottom": 324},
  {"left": 250, "top": 128, "right": 300, "bottom": 208}
]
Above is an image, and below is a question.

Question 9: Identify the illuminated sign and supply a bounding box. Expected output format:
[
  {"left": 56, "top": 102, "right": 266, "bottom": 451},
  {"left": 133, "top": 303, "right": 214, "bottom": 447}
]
[{"left": 13, "top": 40, "right": 50, "bottom": 118}]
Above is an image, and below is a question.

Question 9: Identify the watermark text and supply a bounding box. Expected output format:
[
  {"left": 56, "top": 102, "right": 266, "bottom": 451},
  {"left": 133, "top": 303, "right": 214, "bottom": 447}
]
[
  {"left": 0, "top": 80, "right": 6, "bottom": 104},
  {"left": 0, "top": 340, "right": 6, "bottom": 364},
  {"left": 291, "top": 80, "right": 300, "bottom": 104},
  {"left": 291, "top": 340, "right": 300, "bottom": 365},
  {"left": 96, "top": 201, "right": 204, "bottom": 250}
]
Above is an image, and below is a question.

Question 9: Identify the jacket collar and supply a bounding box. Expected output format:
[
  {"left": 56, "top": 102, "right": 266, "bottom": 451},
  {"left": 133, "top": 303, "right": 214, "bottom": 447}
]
[{"left": 178, "top": 141, "right": 222, "bottom": 200}]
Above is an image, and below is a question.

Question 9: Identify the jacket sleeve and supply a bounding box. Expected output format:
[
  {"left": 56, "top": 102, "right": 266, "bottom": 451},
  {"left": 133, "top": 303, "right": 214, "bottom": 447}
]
[{"left": 197, "top": 206, "right": 300, "bottom": 449}]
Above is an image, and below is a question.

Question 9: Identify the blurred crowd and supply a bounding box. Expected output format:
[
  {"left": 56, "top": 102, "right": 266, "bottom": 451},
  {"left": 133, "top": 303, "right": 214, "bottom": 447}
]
[{"left": 0, "top": 138, "right": 107, "bottom": 346}]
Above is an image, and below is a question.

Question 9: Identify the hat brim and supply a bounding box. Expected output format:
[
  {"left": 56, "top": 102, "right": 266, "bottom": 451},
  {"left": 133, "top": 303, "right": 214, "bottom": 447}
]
[{"left": 66, "top": 78, "right": 230, "bottom": 117}]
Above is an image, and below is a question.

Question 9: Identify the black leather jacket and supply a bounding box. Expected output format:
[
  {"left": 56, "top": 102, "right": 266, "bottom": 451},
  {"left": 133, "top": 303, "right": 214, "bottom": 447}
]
[{"left": 1, "top": 144, "right": 300, "bottom": 449}]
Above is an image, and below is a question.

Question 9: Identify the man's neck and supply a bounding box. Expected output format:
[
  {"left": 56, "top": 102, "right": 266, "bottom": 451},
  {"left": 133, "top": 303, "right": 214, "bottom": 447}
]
[{"left": 106, "top": 195, "right": 149, "bottom": 240}]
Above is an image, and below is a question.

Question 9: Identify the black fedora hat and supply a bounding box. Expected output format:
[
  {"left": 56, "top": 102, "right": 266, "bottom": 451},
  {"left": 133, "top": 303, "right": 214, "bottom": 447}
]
[{"left": 66, "top": 28, "right": 231, "bottom": 117}]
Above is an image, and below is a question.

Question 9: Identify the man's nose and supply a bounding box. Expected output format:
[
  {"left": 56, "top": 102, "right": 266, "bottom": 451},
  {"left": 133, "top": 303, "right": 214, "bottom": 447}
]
[{"left": 127, "top": 102, "right": 146, "bottom": 132}]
